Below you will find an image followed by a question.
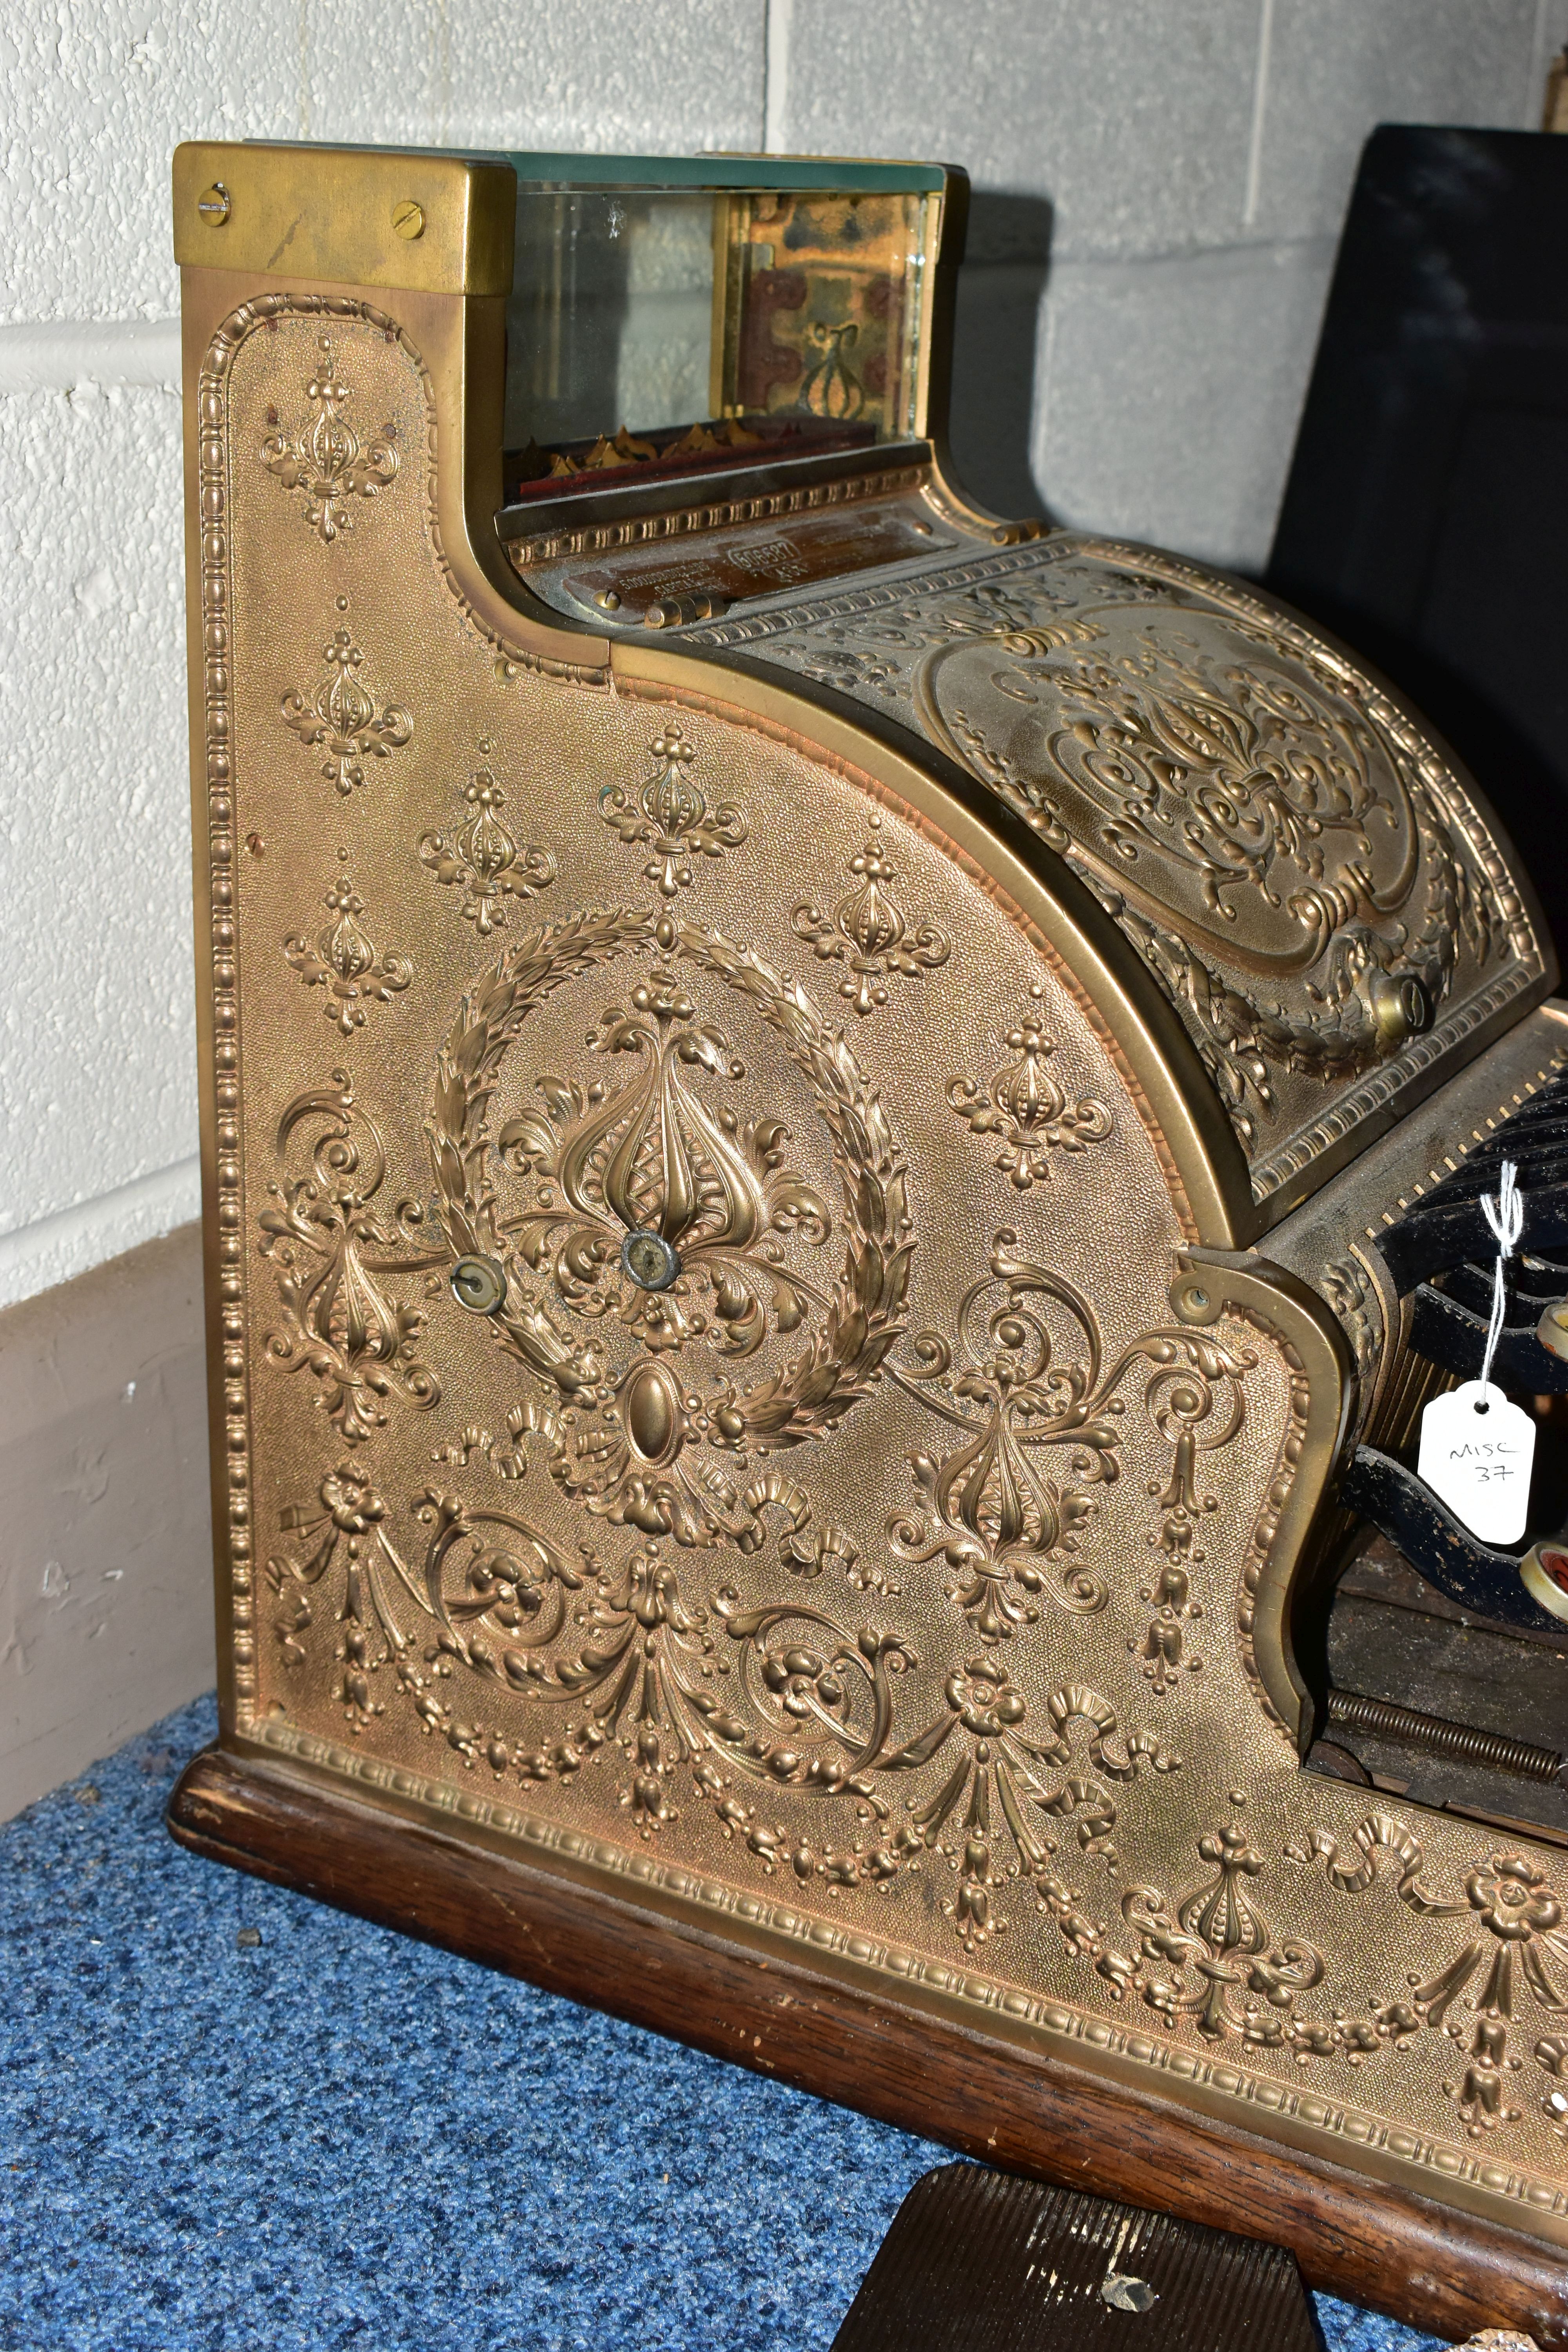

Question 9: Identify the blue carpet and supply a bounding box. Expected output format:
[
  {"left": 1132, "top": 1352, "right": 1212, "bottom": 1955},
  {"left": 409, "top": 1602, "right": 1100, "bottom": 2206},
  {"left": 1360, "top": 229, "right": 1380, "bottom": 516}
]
[{"left": 0, "top": 1696, "right": 1448, "bottom": 2352}]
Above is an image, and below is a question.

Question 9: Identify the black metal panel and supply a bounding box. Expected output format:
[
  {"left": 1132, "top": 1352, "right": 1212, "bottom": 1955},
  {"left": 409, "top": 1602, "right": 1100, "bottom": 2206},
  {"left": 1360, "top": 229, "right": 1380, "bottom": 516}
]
[
  {"left": 1340, "top": 1445, "right": 1566, "bottom": 1635},
  {"left": 1267, "top": 125, "right": 1568, "bottom": 977}
]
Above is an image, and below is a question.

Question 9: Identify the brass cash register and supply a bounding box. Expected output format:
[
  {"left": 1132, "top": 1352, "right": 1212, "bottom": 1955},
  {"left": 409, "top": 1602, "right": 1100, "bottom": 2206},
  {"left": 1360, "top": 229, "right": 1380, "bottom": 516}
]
[{"left": 168, "top": 140, "right": 1568, "bottom": 2338}]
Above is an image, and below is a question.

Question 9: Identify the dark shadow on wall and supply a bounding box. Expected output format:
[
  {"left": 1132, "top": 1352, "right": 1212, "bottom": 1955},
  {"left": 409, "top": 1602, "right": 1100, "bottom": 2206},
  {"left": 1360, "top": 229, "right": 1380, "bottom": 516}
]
[{"left": 945, "top": 191, "right": 1054, "bottom": 523}]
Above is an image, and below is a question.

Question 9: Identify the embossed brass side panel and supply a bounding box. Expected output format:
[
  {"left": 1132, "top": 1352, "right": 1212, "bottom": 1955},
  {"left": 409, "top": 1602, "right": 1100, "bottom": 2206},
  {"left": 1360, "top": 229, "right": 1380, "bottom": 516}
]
[{"left": 181, "top": 144, "right": 1568, "bottom": 2265}]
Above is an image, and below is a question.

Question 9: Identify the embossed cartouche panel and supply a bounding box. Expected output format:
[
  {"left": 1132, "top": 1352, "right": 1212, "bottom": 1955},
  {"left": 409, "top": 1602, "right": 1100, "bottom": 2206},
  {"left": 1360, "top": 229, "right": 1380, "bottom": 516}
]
[
  {"left": 200, "top": 293, "right": 1568, "bottom": 2245},
  {"left": 678, "top": 547, "right": 1546, "bottom": 1209}
]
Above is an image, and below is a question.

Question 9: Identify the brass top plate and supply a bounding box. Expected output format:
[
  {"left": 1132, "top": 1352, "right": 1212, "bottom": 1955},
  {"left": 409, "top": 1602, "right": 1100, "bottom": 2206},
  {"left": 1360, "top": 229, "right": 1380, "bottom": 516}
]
[{"left": 172, "top": 142, "right": 516, "bottom": 296}]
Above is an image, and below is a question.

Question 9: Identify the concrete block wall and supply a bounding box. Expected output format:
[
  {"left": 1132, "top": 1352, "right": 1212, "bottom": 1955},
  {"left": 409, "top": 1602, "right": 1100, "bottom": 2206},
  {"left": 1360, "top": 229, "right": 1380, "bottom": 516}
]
[
  {"left": 787, "top": 0, "right": 1567, "bottom": 553},
  {"left": 1, "top": 0, "right": 1563, "bottom": 1309},
  {"left": 0, "top": 0, "right": 772, "bottom": 1310},
  {"left": 0, "top": 0, "right": 1565, "bottom": 1808}
]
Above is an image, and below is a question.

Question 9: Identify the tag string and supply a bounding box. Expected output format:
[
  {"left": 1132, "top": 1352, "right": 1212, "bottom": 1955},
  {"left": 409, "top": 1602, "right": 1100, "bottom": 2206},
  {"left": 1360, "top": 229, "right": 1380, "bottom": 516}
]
[{"left": 1478, "top": 1158, "right": 1522, "bottom": 1392}]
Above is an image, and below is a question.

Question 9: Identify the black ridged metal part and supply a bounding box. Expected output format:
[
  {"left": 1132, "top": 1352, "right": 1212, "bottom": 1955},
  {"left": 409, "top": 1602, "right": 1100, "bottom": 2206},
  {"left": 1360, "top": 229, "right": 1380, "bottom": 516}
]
[
  {"left": 1406, "top": 1280, "right": 1568, "bottom": 1392},
  {"left": 1377, "top": 1066, "right": 1568, "bottom": 1294},
  {"left": 830, "top": 2165, "right": 1321, "bottom": 2352}
]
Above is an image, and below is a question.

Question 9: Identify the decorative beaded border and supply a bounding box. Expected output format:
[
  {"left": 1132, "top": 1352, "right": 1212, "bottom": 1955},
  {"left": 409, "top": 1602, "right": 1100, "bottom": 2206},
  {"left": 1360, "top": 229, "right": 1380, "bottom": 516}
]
[
  {"left": 196, "top": 290, "right": 617, "bottom": 1724},
  {"left": 194, "top": 299, "right": 256, "bottom": 1720},
  {"left": 501, "top": 459, "right": 931, "bottom": 570},
  {"left": 248, "top": 1706, "right": 1568, "bottom": 2237}
]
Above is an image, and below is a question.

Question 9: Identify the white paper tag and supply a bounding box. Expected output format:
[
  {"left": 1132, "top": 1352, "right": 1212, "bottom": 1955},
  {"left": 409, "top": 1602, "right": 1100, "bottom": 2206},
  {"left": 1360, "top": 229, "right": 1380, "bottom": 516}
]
[{"left": 1417, "top": 1380, "right": 1535, "bottom": 1544}]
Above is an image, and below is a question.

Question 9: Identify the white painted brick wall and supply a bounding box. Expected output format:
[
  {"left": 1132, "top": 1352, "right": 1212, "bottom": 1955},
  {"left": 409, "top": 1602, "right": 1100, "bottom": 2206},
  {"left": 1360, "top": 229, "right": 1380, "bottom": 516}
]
[
  {"left": 1, "top": 0, "right": 1563, "bottom": 1306},
  {"left": 779, "top": 0, "right": 1563, "bottom": 552}
]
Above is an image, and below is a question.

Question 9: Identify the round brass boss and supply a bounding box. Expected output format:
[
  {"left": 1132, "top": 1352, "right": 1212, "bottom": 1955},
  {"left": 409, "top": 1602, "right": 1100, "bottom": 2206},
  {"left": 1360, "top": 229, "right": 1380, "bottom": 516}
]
[
  {"left": 1366, "top": 969, "right": 1430, "bottom": 1049},
  {"left": 620, "top": 1230, "right": 681, "bottom": 1292},
  {"left": 450, "top": 1254, "right": 506, "bottom": 1315}
]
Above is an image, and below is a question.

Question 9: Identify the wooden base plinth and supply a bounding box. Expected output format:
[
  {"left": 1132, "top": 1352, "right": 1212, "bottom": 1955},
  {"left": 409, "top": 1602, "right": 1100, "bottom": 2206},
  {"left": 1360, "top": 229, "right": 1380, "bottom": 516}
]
[{"left": 169, "top": 1743, "right": 1568, "bottom": 2346}]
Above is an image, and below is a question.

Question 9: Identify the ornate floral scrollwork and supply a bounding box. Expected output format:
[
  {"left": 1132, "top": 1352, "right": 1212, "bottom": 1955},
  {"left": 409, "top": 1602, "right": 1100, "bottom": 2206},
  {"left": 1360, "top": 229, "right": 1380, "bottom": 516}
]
[
  {"left": 1049, "top": 637, "right": 1414, "bottom": 929},
  {"left": 425, "top": 909, "right": 912, "bottom": 1551},
  {"left": 414, "top": 1488, "right": 587, "bottom": 1679},
  {"left": 1303, "top": 1815, "right": 1568, "bottom": 2134},
  {"left": 392, "top": 1494, "right": 917, "bottom": 1872},
  {"left": 497, "top": 957, "right": 829, "bottom": 1358},
  {"left": 258, "top": 1072, "right": 439, "bottom": 1443},
  {"left": 946, "top": 992, "right": 1112, "bottom": 1186},
  {"left": 799, "top": 319, "right": 865, "bottom": 421},
  {"left": 791, "top": 818, "right": 951, "bottom": 1016},
  {"left": 599, "top": 730, "right": 747, "bottom": 897},
  {"left": 752, "top": 580, "right": 1105, "bottom": 717},
  {"left": 283, "top": 877, "right": 413, "bottom": 1035},
  {"left": 943, "top": 705, "right": 1073, "bottom": 851},
  {"left": 929, "top": 582, "right": 1107, "bottom": 661},
  {"left": 1134, "top": 1559, "right": 1203, "bottom": 1696},
  {"left": 1128, "top": 1335, "right": 1247, "bottom": 1693},
  {"left": 1319, "top": 1252, "right": 1379, "bottom": 1384},
  {"left": 881, "top": 1673, "right": 1179, "bottom": 1951},
  {"left": 282, "top": 628, "right": 413, "bottom": 794},
  {"left": 918, "top": 591, "right": 1508, "bottom": 1157},
  {"left": 886, "top": 1232, "right": 1251, "bottom": 1643},
  {"left": 419, "top": 766, "right": 557, "bottom": 936},
  {"left": 499, "top": 1387, "right": 835, "bottom": 1561},
  {"left": 261, "top": 335, "right": 399, "bottom": 543},
  {"left": 270, "top": 1453, "right": 1190, "bottom": 1948},
  {"left": 1088, "top": 1822, "right": 1354, "bottom": 2056},
  {"left": 1047, "top": 628, "right": 1497, "bottom": 1125},
  {"left": 265, "top": 1463, "right": 432, "bottom": 1729},
  {"left": 446, "top": 1416, "right": 875, "bottom": 1592},
  {"left": 795, "top": 647, "right": 902, "bottom": 696}
]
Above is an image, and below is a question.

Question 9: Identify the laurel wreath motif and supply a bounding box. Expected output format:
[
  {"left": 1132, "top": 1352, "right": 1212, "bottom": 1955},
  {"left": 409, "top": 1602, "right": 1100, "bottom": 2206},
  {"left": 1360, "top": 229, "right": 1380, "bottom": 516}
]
[{"left": 426, "top": 909, "right": 913, "bottom": 1452}]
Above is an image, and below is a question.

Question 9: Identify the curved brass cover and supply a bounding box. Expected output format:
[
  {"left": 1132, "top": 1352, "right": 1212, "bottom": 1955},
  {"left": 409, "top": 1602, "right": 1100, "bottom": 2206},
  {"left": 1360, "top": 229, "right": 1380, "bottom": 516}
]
[{"left": 679, "top": 543, "right": 1550, "bottom": 1219}]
